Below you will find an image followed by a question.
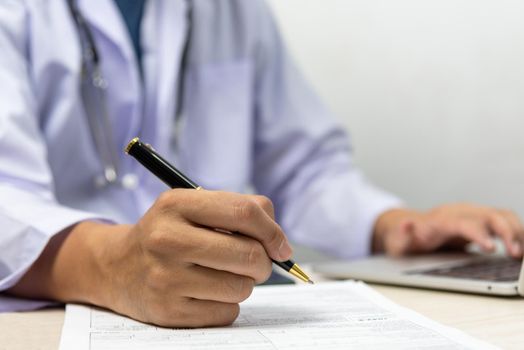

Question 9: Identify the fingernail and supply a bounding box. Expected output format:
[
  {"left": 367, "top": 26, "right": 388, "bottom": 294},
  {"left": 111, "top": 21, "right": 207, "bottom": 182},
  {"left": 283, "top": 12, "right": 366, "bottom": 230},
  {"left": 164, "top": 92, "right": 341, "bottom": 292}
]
[{"left": 279, "top": 240, "right": 293, "bottom": 260}]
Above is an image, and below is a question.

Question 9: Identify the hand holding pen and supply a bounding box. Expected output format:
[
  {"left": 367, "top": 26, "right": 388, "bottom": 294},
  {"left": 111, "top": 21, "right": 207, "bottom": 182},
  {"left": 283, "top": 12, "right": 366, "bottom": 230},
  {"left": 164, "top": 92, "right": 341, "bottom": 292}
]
[
  {"left": 92, "top": 157, "right": 295, "bottom": 327},
  {"left": 125, "top": 138, "right": 314, "bottom": 284}
]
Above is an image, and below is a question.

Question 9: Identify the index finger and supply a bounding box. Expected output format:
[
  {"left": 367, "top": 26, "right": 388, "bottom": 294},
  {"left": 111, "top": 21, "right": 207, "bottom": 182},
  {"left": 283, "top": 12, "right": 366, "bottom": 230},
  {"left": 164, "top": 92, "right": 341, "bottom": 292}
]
[{"left": 155, "top": 189, "right": 292, "bottom": 261}]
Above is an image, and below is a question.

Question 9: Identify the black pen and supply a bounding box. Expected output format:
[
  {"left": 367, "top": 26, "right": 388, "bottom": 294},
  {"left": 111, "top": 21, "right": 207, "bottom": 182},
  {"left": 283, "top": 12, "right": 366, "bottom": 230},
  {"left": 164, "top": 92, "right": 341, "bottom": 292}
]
[{"left": 125, "top": 137, "right": 314, "bottom": 284}]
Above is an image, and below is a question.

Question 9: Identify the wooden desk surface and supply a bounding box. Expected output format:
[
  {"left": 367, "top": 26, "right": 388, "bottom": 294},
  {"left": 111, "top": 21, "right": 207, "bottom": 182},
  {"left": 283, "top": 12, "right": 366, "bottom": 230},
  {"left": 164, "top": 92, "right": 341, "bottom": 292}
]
[{"left": 1, "top": 284, "right": 523, "bottom": 350}]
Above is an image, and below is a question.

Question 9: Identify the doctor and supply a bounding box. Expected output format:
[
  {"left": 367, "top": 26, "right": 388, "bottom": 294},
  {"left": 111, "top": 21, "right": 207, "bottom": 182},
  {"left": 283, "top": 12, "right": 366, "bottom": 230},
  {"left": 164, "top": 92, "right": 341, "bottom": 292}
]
[{"left": 0, "top": 0, "right": 522, "bottom": 327}]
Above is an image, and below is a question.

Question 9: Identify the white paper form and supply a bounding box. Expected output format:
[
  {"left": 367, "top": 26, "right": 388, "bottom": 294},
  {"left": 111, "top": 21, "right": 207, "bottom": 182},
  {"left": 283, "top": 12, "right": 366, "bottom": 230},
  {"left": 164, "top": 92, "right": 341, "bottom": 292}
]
[{"left": 59, "top": 281, "right": 498, "bottom": 350}]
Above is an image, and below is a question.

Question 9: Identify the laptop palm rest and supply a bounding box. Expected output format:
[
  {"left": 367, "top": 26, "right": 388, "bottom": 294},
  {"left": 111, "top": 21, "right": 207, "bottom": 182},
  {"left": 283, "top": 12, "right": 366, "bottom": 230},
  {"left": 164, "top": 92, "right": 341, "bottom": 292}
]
[{"left": 314, "top": 253, "right": 521, "bottom": 296}]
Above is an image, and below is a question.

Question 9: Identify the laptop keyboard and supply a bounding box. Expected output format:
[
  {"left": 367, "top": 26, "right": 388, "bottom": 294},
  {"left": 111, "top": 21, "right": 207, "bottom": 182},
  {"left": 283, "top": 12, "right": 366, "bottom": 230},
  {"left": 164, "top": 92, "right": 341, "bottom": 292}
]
[{"left": 407, "top": 257, "right": 522, "bottom": 282}]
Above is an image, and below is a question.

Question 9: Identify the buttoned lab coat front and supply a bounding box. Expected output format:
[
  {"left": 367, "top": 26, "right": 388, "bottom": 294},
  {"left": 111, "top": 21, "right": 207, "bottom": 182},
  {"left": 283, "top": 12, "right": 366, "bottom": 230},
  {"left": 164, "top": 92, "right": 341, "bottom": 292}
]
[{"left": 0, "top": 0, "right": 401, "bottom": 311}]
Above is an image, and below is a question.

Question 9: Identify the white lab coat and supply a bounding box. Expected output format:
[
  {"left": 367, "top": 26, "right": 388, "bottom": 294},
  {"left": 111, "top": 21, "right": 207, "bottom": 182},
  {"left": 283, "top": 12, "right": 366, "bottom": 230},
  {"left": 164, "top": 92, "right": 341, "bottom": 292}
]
[{"left": 0, "top": 0, "right": 401, "bottom": 311}]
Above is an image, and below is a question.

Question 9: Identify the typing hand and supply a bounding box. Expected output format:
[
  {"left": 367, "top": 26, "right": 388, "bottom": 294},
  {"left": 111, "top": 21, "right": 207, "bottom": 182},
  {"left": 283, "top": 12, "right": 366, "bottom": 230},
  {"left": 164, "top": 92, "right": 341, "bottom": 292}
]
[
  {"left": 373, "top": 204, "right": 524, "bottom": 258},
  {"left": 9, "top": 190, "right": 291, "bottom": 328}
]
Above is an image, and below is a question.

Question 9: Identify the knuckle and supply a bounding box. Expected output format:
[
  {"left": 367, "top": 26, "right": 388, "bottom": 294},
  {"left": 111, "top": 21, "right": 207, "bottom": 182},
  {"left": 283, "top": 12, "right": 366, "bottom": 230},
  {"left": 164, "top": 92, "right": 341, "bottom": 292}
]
[
  {"left": 498, "top": 209, "right": 512, "bottom": 216},
  {"left": 155, "top": 189, "right": 188, "bottom": 213},
  {"left": 217, "top": 304, "right": 240, "bottom": 327},
  {"left": 226, "top": 276, "right": 254, "bottom": 303},
  {"left": 169, "top": 237, "right": 194, "bottom": 259},
  {"left": 246, "top": 242, "right": 272, "bottom": 283},
  {"left": 488, "top": 211, "right": 502, "bottom": 223},
  {"left": 413, "top": 228, "right": 434, "bottom": 246},
  {"left": 143, "top": 229, "right": 169, "bottom": 253},
  {"left": 491, "top": 214, "right": 512, "bottom": 234},
  {"left": 153, "top": 299, "right": 192, "bottom": 327},
  {"left": 145, "top": 265, "right": 172, "bottom": 293},
  {"left": 233, "top": 199, "right": 258, "bottom": 222},
  {"left": 191, "top": 302, "right": 240, "bottom": 328},
  {"left": 253, "top": 195, "right": 274, "bottom": 215},
  {"left": 259, "top": 258, "right": 273, "bottom": 283},
  {"left": 455, "top": 221, "right": 472, "bottom": 234},
  {"left": 246, "top": 242, "right": 266, "bottom": 269},
  {"left": 144, "top": 228, "right": 193, "bottom": 258},
  {"left": 155, "top": 190, "right": 176, "bottom": 210},
  {"left": 265, "top": 224, "right": 284, "bottom": 250}
]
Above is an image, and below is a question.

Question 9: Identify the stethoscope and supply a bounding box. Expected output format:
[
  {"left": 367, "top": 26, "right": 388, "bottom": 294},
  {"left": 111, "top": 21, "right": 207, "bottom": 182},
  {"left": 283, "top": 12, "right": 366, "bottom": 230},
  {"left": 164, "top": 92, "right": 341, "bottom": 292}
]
[{"left": 66, "top": 0, "right": 193, "bottom": 189}]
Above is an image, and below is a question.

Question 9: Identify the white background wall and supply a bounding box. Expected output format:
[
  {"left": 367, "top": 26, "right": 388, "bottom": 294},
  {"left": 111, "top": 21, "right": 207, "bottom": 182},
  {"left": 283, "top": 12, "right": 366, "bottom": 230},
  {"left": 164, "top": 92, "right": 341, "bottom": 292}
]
[{"left": 268, "top": 0, "right": 524, "bottom": 217}]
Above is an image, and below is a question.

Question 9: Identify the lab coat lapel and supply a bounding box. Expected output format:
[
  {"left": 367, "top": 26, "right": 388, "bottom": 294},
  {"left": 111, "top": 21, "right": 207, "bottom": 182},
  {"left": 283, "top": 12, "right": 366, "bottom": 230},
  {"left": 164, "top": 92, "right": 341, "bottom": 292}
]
[
  {"left": 141, "top": 0, "right": 188, "bottom": 150},
  {"left": 77, "top": 0, "right": 134, "bottom": 62}
]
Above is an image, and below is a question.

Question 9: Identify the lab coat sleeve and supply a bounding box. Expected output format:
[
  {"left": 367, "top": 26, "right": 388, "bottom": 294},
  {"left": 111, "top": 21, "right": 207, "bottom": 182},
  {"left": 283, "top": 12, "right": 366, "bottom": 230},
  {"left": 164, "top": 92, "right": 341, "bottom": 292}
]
[
  {"left": 252, "top": 1, "right": 403, "bottom": 259},
  {"left": 0, "top": 2, "right": 104, "bottom": 311}
]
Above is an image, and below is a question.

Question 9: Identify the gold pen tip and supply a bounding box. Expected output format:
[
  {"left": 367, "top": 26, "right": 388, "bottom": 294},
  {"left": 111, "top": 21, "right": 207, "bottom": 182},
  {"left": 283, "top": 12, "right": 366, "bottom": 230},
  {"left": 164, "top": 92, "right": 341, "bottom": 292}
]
[{"left": 288, "top": 263, "right": 314, "bottom": 284}]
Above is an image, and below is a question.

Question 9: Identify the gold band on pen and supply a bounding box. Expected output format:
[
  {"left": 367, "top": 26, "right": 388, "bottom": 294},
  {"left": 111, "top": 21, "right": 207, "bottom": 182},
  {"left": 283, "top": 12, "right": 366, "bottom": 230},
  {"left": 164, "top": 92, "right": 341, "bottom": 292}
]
[{"left": 125, "top": 137, "right": 140, "bottom": 154}]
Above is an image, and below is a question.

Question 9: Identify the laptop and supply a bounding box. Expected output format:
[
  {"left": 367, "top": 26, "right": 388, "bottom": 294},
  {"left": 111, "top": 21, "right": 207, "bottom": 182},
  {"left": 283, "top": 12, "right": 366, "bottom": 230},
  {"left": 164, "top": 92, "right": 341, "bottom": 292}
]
[{"left": 314, "top": 252, "right": 524, "bottom": 296}]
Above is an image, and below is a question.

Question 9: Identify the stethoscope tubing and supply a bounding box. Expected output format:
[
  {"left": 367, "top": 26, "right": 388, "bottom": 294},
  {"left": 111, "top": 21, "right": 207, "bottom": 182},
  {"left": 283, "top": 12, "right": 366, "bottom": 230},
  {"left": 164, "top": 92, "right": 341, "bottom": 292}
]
[{"left": 66, "top": 0, "right": 192, "bottom": 188}]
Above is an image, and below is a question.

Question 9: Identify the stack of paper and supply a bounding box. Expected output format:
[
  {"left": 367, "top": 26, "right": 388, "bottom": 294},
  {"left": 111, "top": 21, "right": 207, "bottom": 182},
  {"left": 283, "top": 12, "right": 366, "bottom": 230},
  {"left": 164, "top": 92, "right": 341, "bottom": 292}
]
[{"left": 59, "top": 281, "right": 497, "bottom": 350}]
